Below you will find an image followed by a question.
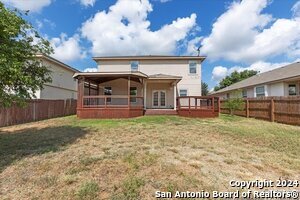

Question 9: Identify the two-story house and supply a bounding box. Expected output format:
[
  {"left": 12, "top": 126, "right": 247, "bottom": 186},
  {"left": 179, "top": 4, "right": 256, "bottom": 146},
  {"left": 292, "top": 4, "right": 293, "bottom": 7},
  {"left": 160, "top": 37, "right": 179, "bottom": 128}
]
[
  {"left": 35, "top": 54, "right": 79, "bottom": 100},
  {"left": 74, "top": 56, "right": 209, "bottom": 118}
]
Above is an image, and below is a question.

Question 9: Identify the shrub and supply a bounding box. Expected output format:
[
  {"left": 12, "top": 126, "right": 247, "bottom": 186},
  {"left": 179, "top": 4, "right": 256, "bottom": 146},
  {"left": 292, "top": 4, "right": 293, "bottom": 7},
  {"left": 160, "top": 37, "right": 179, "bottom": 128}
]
[{"left": 224, "top": 98, "right": 245, "bottom": 115}]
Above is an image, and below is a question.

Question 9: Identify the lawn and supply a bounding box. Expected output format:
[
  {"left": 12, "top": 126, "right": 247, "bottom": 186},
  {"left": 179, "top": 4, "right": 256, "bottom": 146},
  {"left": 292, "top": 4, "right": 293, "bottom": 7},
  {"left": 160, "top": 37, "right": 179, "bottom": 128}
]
[{"left": 0, "top": 115, "right": 299, "bottom": 199}]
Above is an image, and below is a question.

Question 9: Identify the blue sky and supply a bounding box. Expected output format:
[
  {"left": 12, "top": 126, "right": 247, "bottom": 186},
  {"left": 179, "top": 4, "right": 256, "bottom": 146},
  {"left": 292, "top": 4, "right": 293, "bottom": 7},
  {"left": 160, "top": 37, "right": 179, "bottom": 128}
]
[{"left": 3, "top": 0, "right": 300, "bottom": 89}]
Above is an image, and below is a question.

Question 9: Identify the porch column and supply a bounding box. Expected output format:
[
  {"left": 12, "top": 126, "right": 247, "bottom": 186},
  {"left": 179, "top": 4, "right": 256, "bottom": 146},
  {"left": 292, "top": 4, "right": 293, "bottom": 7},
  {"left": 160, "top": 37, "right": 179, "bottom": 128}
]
[
  {"left": 173, "top": 83, "right": 177, "bottom": 110},
  {"left": 143, "top": 80, "right": 147, "bottom": 110},
  {"left": 77, "top": 76, "right": 85, "bottom": 109},
  {"left": 128, "top": 76, "right": 131, "bottom": 108}
]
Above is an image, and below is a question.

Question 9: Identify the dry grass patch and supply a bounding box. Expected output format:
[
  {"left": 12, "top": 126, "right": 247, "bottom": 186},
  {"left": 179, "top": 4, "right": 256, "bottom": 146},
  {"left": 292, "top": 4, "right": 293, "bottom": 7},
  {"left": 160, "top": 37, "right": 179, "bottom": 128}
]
[{"left": 0, "top": 115, "right": 299, "bottom": 199}]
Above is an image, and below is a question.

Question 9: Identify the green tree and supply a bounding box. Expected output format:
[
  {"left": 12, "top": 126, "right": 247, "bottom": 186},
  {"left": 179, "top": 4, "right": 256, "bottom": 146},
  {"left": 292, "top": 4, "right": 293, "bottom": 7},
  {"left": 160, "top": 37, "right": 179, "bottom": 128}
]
[
  {"left": 0, "top": 2, "right": 53, "bottom": 107},
  {"left": 214, "top": 70, "right": 258, "bottom": 91},
  {"left": 201, "top": 81, "right": 209, "bottom": 96}
]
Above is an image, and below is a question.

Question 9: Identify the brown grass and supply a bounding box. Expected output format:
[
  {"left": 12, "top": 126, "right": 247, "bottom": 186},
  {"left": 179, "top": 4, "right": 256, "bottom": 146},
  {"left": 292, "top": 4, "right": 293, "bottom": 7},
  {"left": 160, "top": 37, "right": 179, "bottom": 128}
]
[{"left": 0, "top": 115, "right": 299, "bottom": 199}]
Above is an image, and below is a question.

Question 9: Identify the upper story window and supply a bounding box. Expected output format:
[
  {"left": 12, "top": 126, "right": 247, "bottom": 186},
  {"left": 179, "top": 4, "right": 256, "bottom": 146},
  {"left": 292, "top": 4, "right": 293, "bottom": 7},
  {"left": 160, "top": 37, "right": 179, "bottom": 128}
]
[
  {"left": 189, "top": 61, "right": 197, "bottom": 74},
  {"left": 179, "top": 89, "right": 188, "bottom": 97},
  {"left": 288, "top": 84, "right": 297, "bottom": 96},
  {"left": 242, "top": 89, "right": 247, "bottom": 98},
  {"left": 131, "top": 61, "right": 139, "bottom": 71},
  {"left": 255, "top": 85, "right": 265, "bottom": 97}
]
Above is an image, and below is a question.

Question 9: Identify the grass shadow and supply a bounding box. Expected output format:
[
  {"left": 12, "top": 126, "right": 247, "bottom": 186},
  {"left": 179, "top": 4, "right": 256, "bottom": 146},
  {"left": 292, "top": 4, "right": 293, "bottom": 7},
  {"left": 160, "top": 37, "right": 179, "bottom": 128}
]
[{"left": 0, "top": 125, "right": 88, "bottom": 172}]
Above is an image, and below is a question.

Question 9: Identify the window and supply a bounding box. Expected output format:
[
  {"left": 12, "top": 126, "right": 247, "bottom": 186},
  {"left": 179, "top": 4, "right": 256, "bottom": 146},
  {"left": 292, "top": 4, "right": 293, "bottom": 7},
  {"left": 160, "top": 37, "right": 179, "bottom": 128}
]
[
  {"left": 288, "top": 84, "right": 297, "bottom": 96},
  {"left": 131, "top": 61, "right": 139, "bottom": 71},
  {"left": 255, "top": 86, "right": 265, "bottom": 97},
  {"left": 242, "top": 89, "right": 247, "bottom": 98},
  {"left": 179, "top": 89, "right": 188, "bottom": 97},
  {"left": 226, "top": 93, "right": 230, "bottom": 99},
  {"left": 130, "top": 87, "right": 137, "bottom": 103},
  {"left": 104, "top": 86, "right": 112, "bottom": 103},
  {"left": 189, "top": 61, "right": 197, "bottom": 74}
]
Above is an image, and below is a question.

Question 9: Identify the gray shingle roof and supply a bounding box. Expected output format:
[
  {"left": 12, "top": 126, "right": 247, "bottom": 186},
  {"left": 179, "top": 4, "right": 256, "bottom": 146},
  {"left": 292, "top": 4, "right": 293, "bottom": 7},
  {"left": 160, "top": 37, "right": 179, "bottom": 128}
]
[{"left": 211, "top": 62, "right": 300, "bottom": 94}]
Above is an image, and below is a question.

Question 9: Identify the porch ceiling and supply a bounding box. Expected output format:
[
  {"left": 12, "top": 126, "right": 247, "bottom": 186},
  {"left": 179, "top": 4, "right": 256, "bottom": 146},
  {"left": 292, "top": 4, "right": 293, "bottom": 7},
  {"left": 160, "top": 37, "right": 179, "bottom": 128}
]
[
  {"left": 73, "top": 71, "right": 147, "bottom": 84},
  {"left": 87, "top": 76, "right": 142, "bottom": 84}
]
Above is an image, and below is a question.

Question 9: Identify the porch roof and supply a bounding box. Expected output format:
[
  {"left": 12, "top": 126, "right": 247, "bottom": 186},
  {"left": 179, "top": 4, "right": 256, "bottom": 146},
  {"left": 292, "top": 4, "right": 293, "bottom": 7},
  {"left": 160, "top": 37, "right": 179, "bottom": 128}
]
[
  {"left": 73, "top": 71, "right": 148, "bottom": 84},
  {"left": 73, "top": 71, "right": 182, "bottom": 82},
  {"left": 73, "top": 71, "right": 148, "bottom": 79},
  {"left": 148, "top": 74, "right": 182, "bottom": 80}
]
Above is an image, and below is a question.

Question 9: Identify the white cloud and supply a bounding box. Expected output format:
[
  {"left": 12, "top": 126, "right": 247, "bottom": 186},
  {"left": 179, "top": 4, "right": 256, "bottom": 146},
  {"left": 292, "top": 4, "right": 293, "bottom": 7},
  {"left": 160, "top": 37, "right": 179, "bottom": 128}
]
[
  {"left": 212, "top": 66, "right": 228, "bottom": 81},
  {"left": 81, "top": 0, "right": 197, "bottom": 56},
  {"left": 84, "top": 68, "right": 98, "bottom": 72},
  {"left": 292, "top": 1, "right": 300, "bottom": 17},
  {"left": 201, "top": 0, "right": 300, "bottom": 63},
  {"left": 212, "top": 60, "right": 300, "bottom": 82},
  {"left": 50, "top": 33, "right": 86, "bottom": 62},
  {"left": 2, "top": 0, "right": 51, "bottom": 12},
  {"left": 80, "top": 0, "right": 96, "bottom": 7}
]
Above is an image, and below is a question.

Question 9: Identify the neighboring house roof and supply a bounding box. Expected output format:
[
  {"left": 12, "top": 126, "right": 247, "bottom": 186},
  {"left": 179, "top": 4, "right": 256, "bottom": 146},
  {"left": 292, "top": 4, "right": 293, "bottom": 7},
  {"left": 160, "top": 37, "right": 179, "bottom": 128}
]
[
  {"left": 36, "top": 54, "right": 80, "bottom": 73},
  {"left": 148, "top": 73, "right": 182, "bottom": 80},
  {"left": 211, "top": 62, "right": 300, "bottom": 95},
  {"left": 93, "top": 55, "right": 206, "bottom": 62}
]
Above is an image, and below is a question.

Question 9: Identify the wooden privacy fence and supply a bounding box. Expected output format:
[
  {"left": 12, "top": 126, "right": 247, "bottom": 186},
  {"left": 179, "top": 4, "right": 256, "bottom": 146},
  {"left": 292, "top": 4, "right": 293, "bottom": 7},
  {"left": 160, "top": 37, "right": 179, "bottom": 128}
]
[
  {"left": 220, "top": 96, "right": 300, "bottom": 126},
  {"left": 0, "top": 99, "right": 77, "bottom": 127}
]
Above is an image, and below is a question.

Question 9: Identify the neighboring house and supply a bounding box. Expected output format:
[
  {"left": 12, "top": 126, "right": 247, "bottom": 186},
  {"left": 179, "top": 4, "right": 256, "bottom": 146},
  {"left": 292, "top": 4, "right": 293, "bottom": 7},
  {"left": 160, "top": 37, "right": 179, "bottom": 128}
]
[
  {"left": 35, "top": 54, "right": 79, "bottom": 100},
  {"left": 210, "top": 62, "right": 300, "bottom": 99},
  {"left": 74, "top": 56, "right": 208, "bottom": 118}
]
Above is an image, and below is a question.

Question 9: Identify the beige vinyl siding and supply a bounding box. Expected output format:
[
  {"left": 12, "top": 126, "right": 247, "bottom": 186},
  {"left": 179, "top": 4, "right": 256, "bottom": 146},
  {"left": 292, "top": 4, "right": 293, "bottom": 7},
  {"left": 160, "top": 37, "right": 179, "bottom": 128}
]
[
  {"left": 35, "top": 59, "right": 78, "bottom": 99},
  {"left": 97, "top": 59, "right": 202, "bottom": 96},
  {"left": 40, "top": 85, "right": 76, "bottom": 99}
]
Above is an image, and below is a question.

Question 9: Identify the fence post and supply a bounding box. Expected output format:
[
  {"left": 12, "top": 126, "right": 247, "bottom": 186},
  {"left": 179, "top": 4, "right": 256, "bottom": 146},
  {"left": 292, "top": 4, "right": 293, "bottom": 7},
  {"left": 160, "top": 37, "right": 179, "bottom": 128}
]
[
  {"left": 188, "top": 97, "right": 191, "bottom": 112},
  {"left": 246, "top": 99, "right": 249, "bottom": 118},
  {"left": 33, "top": 100, "right": 36, "bottom": 121},
  {"left": 218, "top": 97, "right": 221, "bottom": 114},
  {"left": 270, "top": 98, "right": 275, "bottom": 122}
]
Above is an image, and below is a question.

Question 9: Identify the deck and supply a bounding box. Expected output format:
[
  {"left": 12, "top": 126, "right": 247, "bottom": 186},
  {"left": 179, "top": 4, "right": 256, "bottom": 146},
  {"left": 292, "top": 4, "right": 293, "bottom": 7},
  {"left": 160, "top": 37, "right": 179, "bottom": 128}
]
[
  {"left": 177, "top": 96, "right": 220, "bottom": 118},
  {"left": 77, "top": 95, "right": 144, "bottom": 118},
  {"left": 76, "top": 95, "right": 220, "bottom": 118}
]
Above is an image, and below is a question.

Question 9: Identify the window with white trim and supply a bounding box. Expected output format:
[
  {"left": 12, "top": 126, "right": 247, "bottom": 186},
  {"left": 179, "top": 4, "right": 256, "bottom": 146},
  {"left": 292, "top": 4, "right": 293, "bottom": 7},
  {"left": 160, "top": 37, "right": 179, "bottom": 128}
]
[
  {"left": 130, "top": 61, "right": 139, "bottom": 71},
  {"left": 242, "top": 89, "right": 247, "bottom": 98},
  {"left": 288, "top": 84, "right": 296, "bottom": 96},
  {"left": 189, "top": 61, "right": 197, "bottom": 74},
  {"left": 179, "top": 89, "right": 188, "bottom": 97},
  {"left": 255, "top": 86, "right": 265, "bottom": 97}
]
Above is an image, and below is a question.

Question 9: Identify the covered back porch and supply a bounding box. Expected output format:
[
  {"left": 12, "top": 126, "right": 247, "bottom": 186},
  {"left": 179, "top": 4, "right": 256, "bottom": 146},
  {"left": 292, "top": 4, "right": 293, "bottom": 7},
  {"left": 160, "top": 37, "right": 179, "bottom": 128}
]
[
  {"left": 74, "top": 72, "right": 220, "bottom": 118},
  {"left": 75, "top": 72, "right": 146, "bottom": 118}
]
